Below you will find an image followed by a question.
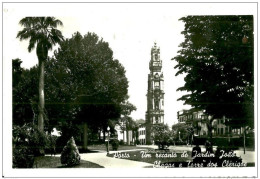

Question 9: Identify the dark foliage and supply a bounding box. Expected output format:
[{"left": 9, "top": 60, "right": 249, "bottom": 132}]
[
  {"left": 55, "top": 122, "right": 81, "bottom": 153},
  {"left": 152, "top": 124, "right": 173, "bottom": 149},
  {"left": 173, "top": 16, "right": 254, "bottom": 129},
  {"left": 60, "top": 137, "right": 81, "bottom": 166},
  {"left": 12, "top": 124, "right": 51, "bottom": 168},
  {"left": 45, "top": 32, "right": 130, "bottom": 132},
  {"left": 12, "top": 60, "right": 38, "bottom": 126},
  {"left": 111, "top": 139, "right": 119, "bottom": 151}
]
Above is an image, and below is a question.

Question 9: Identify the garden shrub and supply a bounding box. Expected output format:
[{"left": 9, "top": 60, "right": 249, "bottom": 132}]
[
  {"left": 12, "top": 124, "right": 34, "bottom": 168},
  {"left": 45, "top": 135, "right": 57, "bottom": 156},
  {"left": 30, "top": 128, "right": 49, "bottom": 156},
  {"left": 135, "top": 139, "right": 140, "bottom": 145},
  {"left": 111, "top": 139, "right": 119, "bottom": 151},
  {"left": 13, "top": 146, "right": 34, "bottom": 168},
  {"left": 60, "top": 137, "right": 81, "bottom": 166},
  {"left": 119, "top": 140, "right": 125, "bottom": 145},
  {"left": 55, "top": 123, "right": 81, "bottom": 153},
  {"left": 12, "top": 124, "right": 54, "bottom": 167}
]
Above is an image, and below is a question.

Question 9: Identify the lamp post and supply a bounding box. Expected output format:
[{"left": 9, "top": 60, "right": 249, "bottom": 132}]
[{"left": 107, "top": 126, "right": 110, "bottom": 155}]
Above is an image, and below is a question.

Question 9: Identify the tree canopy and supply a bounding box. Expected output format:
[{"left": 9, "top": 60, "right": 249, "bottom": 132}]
[
  {"left": 45, "top": 32, "right": 130, "bottom": 133},
  {"left": 152, "top": 123, "right": 173, "bottom": 149},
  {"left": 173, "top": 16, "right": 254, "bottom": 128},
  {"left": 13, "top": 59, "right": 38, "bottom": 126}
]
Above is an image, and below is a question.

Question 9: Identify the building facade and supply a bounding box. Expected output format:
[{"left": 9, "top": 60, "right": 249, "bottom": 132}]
[
  {"left": 176, "top": 109, "right": 244, "bottom": 138},
  {"left": 138, "top": 124, "right": 146, "bottom": 145},
  {"left": 145, "top": 43, "right": 165, "bottom": 144}
]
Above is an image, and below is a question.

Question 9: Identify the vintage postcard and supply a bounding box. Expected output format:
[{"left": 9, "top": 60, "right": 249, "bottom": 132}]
[{"left": 2, "top": 1, "right": 258, "bottom": 178}]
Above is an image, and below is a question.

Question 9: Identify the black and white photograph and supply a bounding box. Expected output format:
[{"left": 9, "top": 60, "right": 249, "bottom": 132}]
[{"left": 2, "top": 1, "right": 258, "bottom": 178}]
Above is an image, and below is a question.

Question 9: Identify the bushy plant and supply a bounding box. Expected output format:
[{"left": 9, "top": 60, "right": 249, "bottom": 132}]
[
  {"left": 12, "top": 124, "right": 34, "bottom": 168},
  {"left": 13, "top": 146, "right": 34, "bottom": 168},
  {"left": 152, "top": 124, "right": 172, "bottom": 149},
  {"left": 30, "top": 128, "right": 49, "bottom": 156},
  {"left": 55, "top": 122, "right": 81, "bottom": 153},
  {"left": 135, "top": 139, "right": 140, "bottom": 145},
  {"left": 119, "top": 140, "right": 125, "bottom": 145},
  {"left": 60, "top": 137, "right": 80, "bottom": 166},
  {"left": 45, "top": 135, "right": 57, "bottom": 156},
  {"left": 12, "top": 124, "right": 53, "bottom": 168},
  {"left": 111, "top": 139, "right": 119, "bottom": 151}
]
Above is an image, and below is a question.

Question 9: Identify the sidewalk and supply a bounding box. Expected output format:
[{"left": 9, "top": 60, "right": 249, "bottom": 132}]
[
  {"left": 234, "top": 150, "right": 255, "bottom": 164},
  {"left": 80, "top": 150, "right": 153, "bottom": 168}
]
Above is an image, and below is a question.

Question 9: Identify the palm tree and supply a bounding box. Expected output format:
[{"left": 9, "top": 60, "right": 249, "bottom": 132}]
[{"left": 17, "top": 17, "right": 64, "bottom": 131}]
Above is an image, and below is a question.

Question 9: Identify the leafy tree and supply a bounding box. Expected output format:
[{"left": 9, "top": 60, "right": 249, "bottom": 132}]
[
  {"left": 173, "top": 16, "right": 254, "bottom": 139},
  {"left": 12, "top": 58, "right": 23, "bottom": 89},
  {"left": 172, "top": 123, "right": 191, "bottom": 144},
  {"left": 46, "top": 32, "right": 130, "bottom": 149},
  {"left": 12, "top": 60, "right": 38, "bottom": 126},
  {"left": 152, "top": 123, "right": 172, "bottom": 149},
  {"left": 17, "top": 17, "right": 64, "bottom": 131}
]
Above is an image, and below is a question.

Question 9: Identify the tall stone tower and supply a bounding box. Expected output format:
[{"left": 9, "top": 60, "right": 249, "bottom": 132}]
[{"left": 145, "top": 42, "right": 165, "bottom": 144}]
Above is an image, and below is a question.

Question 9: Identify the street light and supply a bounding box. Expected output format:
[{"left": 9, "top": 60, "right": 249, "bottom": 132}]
[{"left": 107, "top": 126, "right": 110, "bottom": 155}]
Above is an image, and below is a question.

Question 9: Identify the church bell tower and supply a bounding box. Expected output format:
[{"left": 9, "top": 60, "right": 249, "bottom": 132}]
[{"left": 145, "top": 42, "right": 165, "bottom": 144}]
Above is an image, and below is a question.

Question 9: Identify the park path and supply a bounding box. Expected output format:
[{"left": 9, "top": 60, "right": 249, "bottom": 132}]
[{"left": 80, "top": 149, "right": 153, "bottom": 168}]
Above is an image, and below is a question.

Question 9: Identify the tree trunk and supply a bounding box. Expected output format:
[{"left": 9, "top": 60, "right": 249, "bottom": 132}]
[
  {"left": 98, "top": 129, "right": 101, "bottom": 141},
  {"left": 103, "top": 129, "right": 106, "bottom": 142},
  {"left": 83, "top": 123, "right": 88, "bottom": 151},
  {"left": 207, "top": 118, "right": 214, "bottom": 143},
  {"left": 38, "top": 60, "right": 45, "bottom": 131},
  {"left": 228, "top": 126, "right": 231, "bottom": 143},
  {"left": 126, "top": 130, "right": 129, "bottom": 145},
  {"left": 209, "top": 127, "right": 213, "bottom": 142},
  {"left": 123, "top": 130, "right": 125, "bottom": 143},
  {"left": 243, "top": 126, "right": 246, "bottom": 154}
]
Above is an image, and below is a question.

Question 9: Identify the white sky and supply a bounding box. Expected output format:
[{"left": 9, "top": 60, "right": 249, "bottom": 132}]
[{"left": 3, "top": 3, "right": 257, "bottom": 127}]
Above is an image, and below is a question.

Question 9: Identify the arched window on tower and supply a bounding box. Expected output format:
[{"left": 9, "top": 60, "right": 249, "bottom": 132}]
[
  {"left": 155, "top": 116, "right": 159, "bottom": 124},
  {"left": 155, "top": 53, "right": 158, "bottom": 61},
  {"left": 154, "top": 81, "right": 160, "bottom": 89}
]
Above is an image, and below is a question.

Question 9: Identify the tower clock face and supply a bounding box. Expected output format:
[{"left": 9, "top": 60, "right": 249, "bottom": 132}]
[{"left": 154, "top": 73, "right": 159, "bottom": 78}]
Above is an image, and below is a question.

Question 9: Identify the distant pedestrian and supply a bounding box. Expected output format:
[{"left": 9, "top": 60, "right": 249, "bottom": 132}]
[
  {"left": 192, "top": 144, "right": 201, "bottom": 157},
  {"left": 192, "top": 143, "right": 202, "bottom": 163}
]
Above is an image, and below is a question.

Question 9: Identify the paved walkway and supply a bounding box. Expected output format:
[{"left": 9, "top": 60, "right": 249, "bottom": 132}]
[
  {"left": 80, "top": 149, "right": 153, "bottom": 168},
  {"left": 235, "top": 150, "right": 255, "bottom": 163}
]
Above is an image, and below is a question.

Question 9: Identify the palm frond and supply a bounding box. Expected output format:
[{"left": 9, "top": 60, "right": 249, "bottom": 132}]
[
  {"left": 17, "top": 16, "right": 64, "bottom": 53},
  {"left": 28, "top": 33, "right": 38, "bottom": 52},
  {"left": 50, "top": 29, "right": 64, "bottom": 43},
  {"left": 19, "top": 17, "right": 34, "bottom": 28}
]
